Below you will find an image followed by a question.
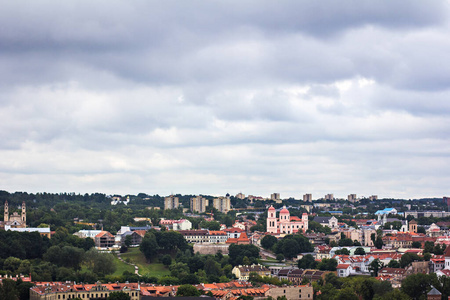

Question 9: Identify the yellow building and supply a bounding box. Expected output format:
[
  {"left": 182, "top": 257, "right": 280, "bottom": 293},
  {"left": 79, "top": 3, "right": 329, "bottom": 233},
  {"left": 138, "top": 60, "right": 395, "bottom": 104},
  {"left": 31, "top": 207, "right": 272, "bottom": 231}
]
[{"left": 30, "top": 282, "right": 140, "bottom": 300}]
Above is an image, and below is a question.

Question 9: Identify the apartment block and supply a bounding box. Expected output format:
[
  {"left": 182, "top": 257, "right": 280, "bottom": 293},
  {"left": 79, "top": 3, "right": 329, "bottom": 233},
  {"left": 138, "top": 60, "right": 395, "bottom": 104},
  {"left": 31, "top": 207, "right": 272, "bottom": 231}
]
[
  {"left": 213, "top": 196, "right": 231, "bottom": 213},
  {"left": 190, "top": 196, "right": 208, "bottom": 213},
  {"left": 164, "top": 195, "right": 179, "bottom": 210},
  {"left": 303, "top": 194, "right": 312, "bottom": 202}
]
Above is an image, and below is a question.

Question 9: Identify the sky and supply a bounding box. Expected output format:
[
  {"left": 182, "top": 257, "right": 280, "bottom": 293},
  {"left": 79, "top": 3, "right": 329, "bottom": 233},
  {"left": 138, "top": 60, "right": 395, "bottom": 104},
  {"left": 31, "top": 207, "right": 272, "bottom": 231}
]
[{"left": 1, "top": 1, "right": 450, "bottom": 199}]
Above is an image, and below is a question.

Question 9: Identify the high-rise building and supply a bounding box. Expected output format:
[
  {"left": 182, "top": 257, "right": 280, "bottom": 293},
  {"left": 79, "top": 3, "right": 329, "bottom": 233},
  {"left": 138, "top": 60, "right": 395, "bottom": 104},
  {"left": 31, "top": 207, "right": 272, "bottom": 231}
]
[
  {"left": 164, "top": 195, "right": 179, "bottom": 210},
  {"left": 271, "top": 193, "right": 280, "bottom": 201},
  {"left": 190, "top": 196, "right": 208, "bottom": 213},
  {"left": 236, "top": 193, "right": 245, "bottom": 200},
  {"left": 213, "top": 196, "right": 231, "bottom": 213},
  {"left": 324, "top": 194, "right": 334, "bottom": 200},
  {"left": 348, "top": 194, "right": 357, "bottom": 203},
  {"left": 369, "top": 195, "right": 378, "bottom": 201},
  {"left": 303, "top": 194, "right": 312, "bottom": 202}
]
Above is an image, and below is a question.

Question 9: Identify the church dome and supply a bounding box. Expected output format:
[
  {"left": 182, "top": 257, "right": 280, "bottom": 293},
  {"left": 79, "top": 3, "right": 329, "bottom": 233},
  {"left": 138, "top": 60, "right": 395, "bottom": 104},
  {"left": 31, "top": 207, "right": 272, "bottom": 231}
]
[{"left": 280, "top": 206, "right": 289, "bottom": 214}]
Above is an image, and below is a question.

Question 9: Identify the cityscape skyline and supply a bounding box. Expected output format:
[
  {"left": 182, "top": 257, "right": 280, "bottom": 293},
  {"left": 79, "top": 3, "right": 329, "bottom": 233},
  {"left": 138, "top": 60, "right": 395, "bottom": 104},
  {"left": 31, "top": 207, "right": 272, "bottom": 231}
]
[{"left": 1, "top": 1, "right": 450, "bottom": 198}]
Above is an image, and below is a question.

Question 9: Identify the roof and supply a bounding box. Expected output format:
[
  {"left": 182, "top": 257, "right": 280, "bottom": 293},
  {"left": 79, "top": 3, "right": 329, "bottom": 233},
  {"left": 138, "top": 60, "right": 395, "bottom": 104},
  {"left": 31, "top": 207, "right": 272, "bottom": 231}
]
[
  {"left": 428, "top": 287, "right": 441, "bottom": 296},
  {"left": 313, "top": 217, "right": 332, "bottom": 224},
  {"left": 336, "top": 264, "right": 351, "bottom": 269}
]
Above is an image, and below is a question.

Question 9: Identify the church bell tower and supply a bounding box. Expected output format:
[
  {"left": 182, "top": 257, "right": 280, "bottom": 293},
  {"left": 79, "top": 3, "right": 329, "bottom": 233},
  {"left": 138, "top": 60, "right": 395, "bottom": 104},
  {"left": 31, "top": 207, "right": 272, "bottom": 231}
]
[{"left": 4, "top": 200, "right": 9, "bottom": 222}]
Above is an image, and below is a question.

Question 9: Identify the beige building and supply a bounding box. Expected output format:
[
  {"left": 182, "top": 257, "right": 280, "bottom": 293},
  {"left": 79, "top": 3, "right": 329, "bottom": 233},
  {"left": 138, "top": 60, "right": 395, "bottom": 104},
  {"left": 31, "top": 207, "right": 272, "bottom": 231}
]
[
  {"left": 236, "top": 193, "right": 245, "bottom": 200},
  {"left": 266, "top": 285, "right": 314, "bottom": 300},
  {"left": 30, "top": 282, "right": 139, "bottom": 300},
  {"left": 164, "top": 195, "right": 179, "bottom": 210},
  {"left": 348, "top": 194, "right": 357, "bottom": 202},
  {"left": 213, "top": 196, "right": 231, "bottom": 213},
  {"left": 324, "top": 194, "right": 334, "bottom": 200},
  {"left": 190, "top": 196, "right": 208, "bottom": 213},
  {"left": 271, "top": 193, "right": 281, "bottom": 201},
  {"left": 3, "top": 200, "right": 26, "bottom": 228},
  {"left": 232, "top": 264, "right": 271, "bottom": 280},
  {"left": 303, "top": 194, "right": 312, "bottom": 202},
  {"left": 369, "top": 195, "right": 378, "bottom": 201}
]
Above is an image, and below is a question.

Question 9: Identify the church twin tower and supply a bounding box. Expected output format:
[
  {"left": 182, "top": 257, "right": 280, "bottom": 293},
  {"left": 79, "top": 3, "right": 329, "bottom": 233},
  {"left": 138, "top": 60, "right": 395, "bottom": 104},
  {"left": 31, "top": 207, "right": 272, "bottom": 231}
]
[
  {"left": 266, "top": 205, "right": 308, "bottom": 234},
  {"left": 3, "top": 200, "right": 26, "bottom": 225}
]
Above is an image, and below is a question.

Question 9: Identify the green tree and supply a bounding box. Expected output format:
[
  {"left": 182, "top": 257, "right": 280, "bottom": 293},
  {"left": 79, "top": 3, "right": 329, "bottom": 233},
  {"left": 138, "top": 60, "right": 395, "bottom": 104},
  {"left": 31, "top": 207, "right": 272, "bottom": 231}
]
[
  {"left": 84, "top": 248, "right": 116, "bottom": 276},
  {"left": 387, "top": 259, "right": 400, "bottom": 268},
  {"left": 354, "top": 247, "right": 366, "bottom": 255},
  {"left": 176, "top": 284, "right": 201, "bottom": 297},
  {"left": 369, "top": 259, "right": 383, "bottom": 277},
  {"left": 0, "top": 279, "right": 19, "bottom": 300},
  {"left": 411, "top": 241, "right": 422, "bottom": 248},
  {"left": 276, "top": 254, "right": 284, "bottom": 262},
  {"left": 107, "top": 291, "right": 131, "bottom": 300},
  {"left": 401, "top": 273, "right": 430, "bottom": 300},
  {"left": 298, "top": 254, "right": 317, "bottom": 269},
  {"left": 335, "top": 248, "right": 350, "bottom": 255},
  {"left": 378, "top": 289, "right": 410, "bottom": 300},
  {"left": 335, "top": 287, "right": 358, "bottom": 300},
  {"left": 338, "top": 238, "right": 353, "bottom": 247},
  {"left": 140, "top": 232, "right": 159, "bottom": 262},
  {"left": 261, "top": 235, "right": 277, "bottom": 250},
  {"left": 161, "top": 254, "right": 172, "bottom": 266}
]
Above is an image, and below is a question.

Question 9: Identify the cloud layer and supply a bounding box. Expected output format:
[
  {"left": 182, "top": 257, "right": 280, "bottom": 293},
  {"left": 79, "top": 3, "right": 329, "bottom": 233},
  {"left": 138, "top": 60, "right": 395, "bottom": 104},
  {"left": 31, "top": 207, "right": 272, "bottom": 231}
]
[{"left": 1, "top": 0, "right": 450, "bottom": 199}]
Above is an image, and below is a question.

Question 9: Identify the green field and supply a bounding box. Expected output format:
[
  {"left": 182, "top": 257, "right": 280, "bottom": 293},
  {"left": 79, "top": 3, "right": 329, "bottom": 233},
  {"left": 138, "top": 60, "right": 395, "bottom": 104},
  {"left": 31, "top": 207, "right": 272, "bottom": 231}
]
[
  {"left": 119, "top": 248, "right": 170, "bottom": 277},
  {"left": 111, "top": 255, "right": 135, "bottom": 276}
]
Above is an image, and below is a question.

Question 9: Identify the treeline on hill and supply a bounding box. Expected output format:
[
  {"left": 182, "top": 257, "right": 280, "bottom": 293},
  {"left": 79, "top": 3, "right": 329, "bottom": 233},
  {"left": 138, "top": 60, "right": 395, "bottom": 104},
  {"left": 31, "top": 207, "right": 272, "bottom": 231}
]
[
  {"left": 138, "top": 230, "right": 261, "bottom": 284},
  {"left": 0, "top": 228, "right": 118, "bottom": 283},
  {"left": 0, "top": 191, "right": 243, "bottom": 234}
]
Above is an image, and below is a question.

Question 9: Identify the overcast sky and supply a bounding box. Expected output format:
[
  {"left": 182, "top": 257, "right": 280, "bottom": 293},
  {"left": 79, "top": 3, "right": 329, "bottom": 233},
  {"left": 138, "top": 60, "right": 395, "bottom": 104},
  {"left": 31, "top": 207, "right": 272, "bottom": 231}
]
[{"left": 1, "top": 1, "right": 450, "bottom": 199}]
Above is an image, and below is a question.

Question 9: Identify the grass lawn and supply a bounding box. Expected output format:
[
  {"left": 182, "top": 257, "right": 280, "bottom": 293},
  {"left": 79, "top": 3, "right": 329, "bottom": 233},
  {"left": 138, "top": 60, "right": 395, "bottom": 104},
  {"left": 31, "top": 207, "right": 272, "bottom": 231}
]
[
  {"left": 120, "top": 248, "right": 170, "bottom": 277},
  {"left": 111, "top": 255, "right": 135, "bottom": 276}
]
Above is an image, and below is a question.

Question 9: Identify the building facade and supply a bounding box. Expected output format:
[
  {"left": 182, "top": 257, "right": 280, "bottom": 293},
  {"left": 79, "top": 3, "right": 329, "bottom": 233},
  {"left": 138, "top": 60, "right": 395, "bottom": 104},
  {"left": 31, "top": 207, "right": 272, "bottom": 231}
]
[
  {"left": 190, "top": 196, "right": 208, "bottom": 213},
  {"left": 213, "top": 196, "right": 231, "bottom": 213},
  {"left": 267, "top": 206, "right": 308, "bottom": 234},
  {"left": 164, "top": 195, "right": 179, "bottom": 210}
]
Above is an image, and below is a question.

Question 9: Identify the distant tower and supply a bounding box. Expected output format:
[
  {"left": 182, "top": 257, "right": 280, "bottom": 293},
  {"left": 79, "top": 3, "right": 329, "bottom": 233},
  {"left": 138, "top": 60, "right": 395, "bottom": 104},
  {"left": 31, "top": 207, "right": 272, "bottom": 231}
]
[
  {"left": 4, "top": 200, "right": 9, "bottom": 222},
  {"left": 266, "top": 205, "right": 278, "bottom": 233},
  {"left": 302, "top": 213, "right": 309, "bottom": 232},
  {"left": 21, "top": 201, "right": 26, "bottom": 223},
  {"left": 409, "top": 219, "right": 417, "bottom": 233}
]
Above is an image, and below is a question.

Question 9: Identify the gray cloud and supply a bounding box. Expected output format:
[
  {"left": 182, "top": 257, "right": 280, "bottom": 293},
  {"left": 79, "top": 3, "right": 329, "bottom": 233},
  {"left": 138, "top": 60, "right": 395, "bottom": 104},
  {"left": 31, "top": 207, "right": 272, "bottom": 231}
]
[{"left": 0, "top": 1, "right": 450, "bottom": 198}]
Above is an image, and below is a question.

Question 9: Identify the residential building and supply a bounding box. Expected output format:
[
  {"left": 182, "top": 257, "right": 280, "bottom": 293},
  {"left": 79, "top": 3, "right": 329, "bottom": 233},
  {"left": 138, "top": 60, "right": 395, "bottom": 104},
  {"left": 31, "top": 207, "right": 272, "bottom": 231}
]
[
  {"left": 336, "top": 264, "right": 352, "bottom": 277},
  {"left": 369, "top": 195, "right": 378, "bottom": 201},
  {"left": 303, "top": 194, "right": 312, "bottom": 202},
  {"left": 375, "top": 208, "right": 398, "bottom": 215},
  {"left": 324, "top": 194, "right": 334, "bottom": 200},
  {"left": 30, "top": 282, "right": 140, "bottom": 300},
  {"left": 313, "top": 216, "right": 338, "bottom": 229},
  {"left": 266, "top": 285, "right": 314, "bottom": 300},
  {"left": 190, "top": 196, "right": 208, "bottom": 213},
  {"left": 271, "top": 193, "right": 281, "bottom": 201},
  {"left": 226, "top": 232, "right": 250, "bottom": 245},
  {"left": 179, "top": 229, "right": 209, "bottom": 243},
  {"left": 208, "top": 231, "right": 228, "bottom": 244},
  {"left": 164, "top": 195, "right": 179, "bottom": 210},
  {"left": 266, "top": 205, "right": 309, "bottom": 234},
  {"left": 4, "top": 225, "right": 51, "bottom": 239},
  {"left": 74, "top": 230, "right": 102, "bottom": 239},
  {"left": 159, "top": 219, "right": 192, "bottom": 231},
  {"left": 232, "top": 264, "right": 271, "bottom": 280},
  {"left": 348, "top": 194, "right": 357, "bottom": 202},
  {"left": 236, "top": 193, "right": 245, "bottom": 200},
  {"left": 94, "top": 231, "right": 115, "bottom": 248},
  {"left": 213, "top": 196, "right": 231, "bottom": 213}
]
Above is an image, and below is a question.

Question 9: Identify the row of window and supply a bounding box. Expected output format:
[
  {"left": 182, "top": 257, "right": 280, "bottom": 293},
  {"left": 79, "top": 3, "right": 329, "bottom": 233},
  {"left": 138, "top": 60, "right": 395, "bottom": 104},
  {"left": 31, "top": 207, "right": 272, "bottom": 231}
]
[{"left": 56, "top": 291, "right": 136, "bottom": 299}]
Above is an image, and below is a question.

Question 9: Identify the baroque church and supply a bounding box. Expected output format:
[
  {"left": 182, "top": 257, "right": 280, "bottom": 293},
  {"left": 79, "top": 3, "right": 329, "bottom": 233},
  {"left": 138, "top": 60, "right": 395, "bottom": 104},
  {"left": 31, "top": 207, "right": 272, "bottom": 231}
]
[
  {"left": 266, "top": 205, "right": 308, "bottom": 235},
  {"left": 2, "top": 200, "right": 27, "bottom": 228}
]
